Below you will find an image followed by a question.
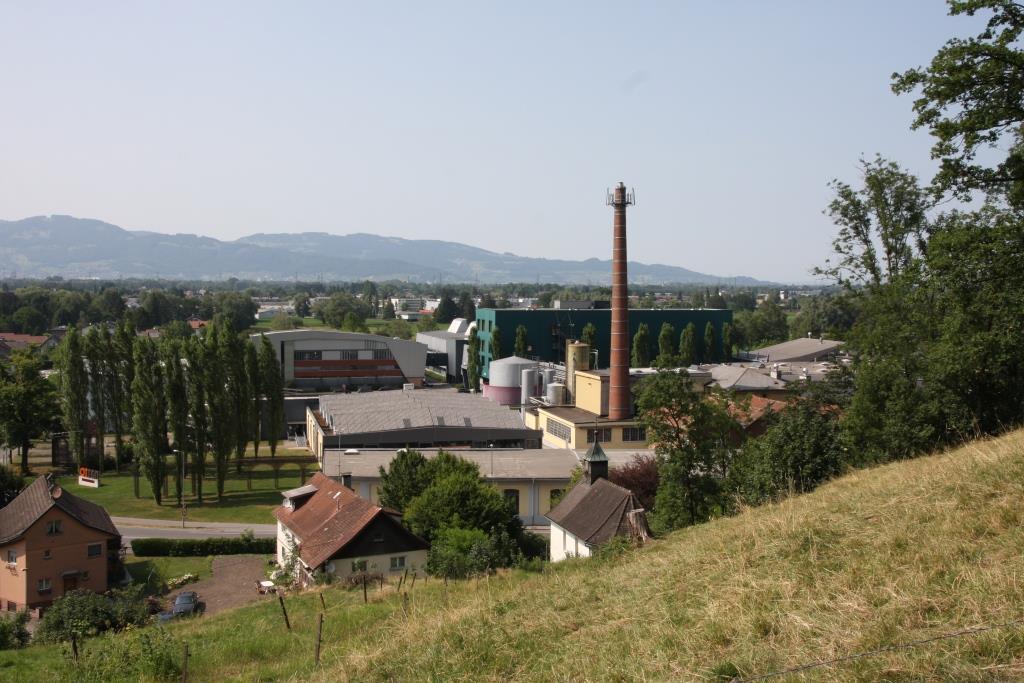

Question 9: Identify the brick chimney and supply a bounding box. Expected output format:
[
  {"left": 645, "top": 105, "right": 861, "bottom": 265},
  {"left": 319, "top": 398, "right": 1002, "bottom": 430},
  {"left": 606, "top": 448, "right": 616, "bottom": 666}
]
[{"left": 607, "top": 182, "right": 634, "bottom": 421}]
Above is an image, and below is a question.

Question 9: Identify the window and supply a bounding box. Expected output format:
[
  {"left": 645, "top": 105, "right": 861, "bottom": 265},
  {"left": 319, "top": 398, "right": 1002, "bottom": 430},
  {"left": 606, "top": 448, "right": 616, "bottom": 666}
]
[
  {"left": 294, "top": 350, "right": 322, "bottom": 361},
  {"left": 586, "top": 428, "right": 612, "bottom": 444},
  {"left": 545, "top": 419, "right": 571, "bottom": 442},
  {"left": 37, "top": 578, "right": 51, "bottom": 594},
  {"left": 622, "top": 427, "right": 647, "bottom": 442},
  {"left": 351, "top": 559, "right": 368, "bottom": 573},
  {"left": 43, "top": 550, "right": 51, "bottom": 560},
  {"left": 503, "top": 489, "right": 520, "bottom": 513},
  {"left": 340, "top": 350, "right": 359, "bottom": 360},
  {"left": 549, "top": 489, "right": 563, "bottom": 507},
  {"left": 46, "top": 520, "right": 62, "bottom": 535},
  {"left": 6, "top": 601, "right": 15, "bottom": 612},
  {"left": 372, "top": 349, "right": 393, "bottom": 360},
  {"left": 87, "top": 543, "right": 102, "bottom": 558},
  {"left": 5, "top": 550, "right": 15, "bottom": 564},
  {"left": 390, "top": 556, "right": 405, "bottom": 571}
]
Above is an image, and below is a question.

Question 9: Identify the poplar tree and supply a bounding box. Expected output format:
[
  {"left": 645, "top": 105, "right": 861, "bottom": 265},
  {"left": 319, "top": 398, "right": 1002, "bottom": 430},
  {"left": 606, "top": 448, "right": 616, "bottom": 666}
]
[
  {"left": 722, "top": 323, "right": 734, "bottom": 360},
  {"left": 83, "top": 327, "right": 108, "bottom": 469},
  {"left": 57, "top": 327, "right": 89, "bottom": 465},
  {"left": 656, "top": 322, "right": 676, "bottom": 366},
  {"left": 678, "top": 323, "right": 698, "bottom": 366},
  {"left": 258, "top": 334, "right": 285, "bottom": 457},
  {"left": 225, "top": 328, "right": 249, "bottom": 472},
  {"left": 185, "top": 337, "right": 209, "bottom": 503},
  {"left": 207, "top": 321, "right": 235, "bottom": 496},
  {"left": 631, "top": 323, "right": 651, "bottom": 368},
  {"left": 490, "top": 326, "right": 503, "bottom": 361},
  {"left": 467, "top": 328, "right": 480, "bottom": 391},
  {"left": 704, "top": 322, "right": 720, "bottom": 363},
  {"left": 580, "top": 322, "right": 597, "bottom": 366},
  {"left": 131, "top": 337, "right": 166, "bottom": 505},
  {"left": 110, "top": 320, "right": 136, "bottom": 471},
  {"left": 162, "top": 340, "right": 189, "bottom": 505},
  {"left": 514, "top": 324, "right": 528, "bottom": 357},
  {"left": 245, "top": 342, "right": 262, "bottom": 458}
]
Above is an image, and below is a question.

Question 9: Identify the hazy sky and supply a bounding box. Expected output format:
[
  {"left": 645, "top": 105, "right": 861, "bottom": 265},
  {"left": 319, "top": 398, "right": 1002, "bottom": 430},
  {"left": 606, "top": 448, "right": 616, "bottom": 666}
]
[{"left": 0, "top": 2, "right": 976, "bottom": 282}]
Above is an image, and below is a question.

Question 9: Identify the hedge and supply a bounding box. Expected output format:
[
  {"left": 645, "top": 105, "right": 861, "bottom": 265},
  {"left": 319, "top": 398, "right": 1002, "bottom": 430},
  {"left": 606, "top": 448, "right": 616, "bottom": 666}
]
[{"left": 131, "top": 536, "right": 275, "bottom": 557}]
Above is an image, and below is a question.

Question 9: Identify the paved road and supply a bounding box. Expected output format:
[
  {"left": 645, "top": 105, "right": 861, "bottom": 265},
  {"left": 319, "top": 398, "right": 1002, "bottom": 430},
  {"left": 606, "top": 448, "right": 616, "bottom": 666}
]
[{"left": 113, "top": 516, "right": 277, "bottom": 543}]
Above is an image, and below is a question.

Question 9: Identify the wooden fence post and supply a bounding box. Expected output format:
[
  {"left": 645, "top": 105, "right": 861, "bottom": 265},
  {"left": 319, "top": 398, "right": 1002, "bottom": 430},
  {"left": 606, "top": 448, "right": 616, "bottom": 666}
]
[
  {"left": 362, "top": 574, "right": 367, "bottom": 603},
  {"left": 319, "top": 592, "right": 326, "bottom": 611},
  {"left": 402, "top": 592, "right": 409, "bottom": 617},
  {"left": 411, "top": 571, "right": 417, "bottom": 590},
  {"left": 314, "top": 612, "right": 324, "bottom": 665},
  {"left": 181, "top": 642, "right": 189, "bottom": 682},
  {"left": 70, "top": 632, "right": 79, "bottom": 664},
  {"left": 278, "top": 594, "right": 291, "bottom": 630}
]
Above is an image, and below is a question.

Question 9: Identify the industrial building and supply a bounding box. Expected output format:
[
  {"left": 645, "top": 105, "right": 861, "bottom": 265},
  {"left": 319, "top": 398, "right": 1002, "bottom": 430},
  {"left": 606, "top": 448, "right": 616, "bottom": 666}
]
[
  {"left": 306, "top": 387, "right": 542, "bottom": 459},
  {"left": 472, "top": 306, "right": 732, "bottom": 381},
  {"left": 415, "top": 318, "right": 471, "bottom": 384},
  {"left": 251, "top": 329, "right": 427, "bottom": 390}
]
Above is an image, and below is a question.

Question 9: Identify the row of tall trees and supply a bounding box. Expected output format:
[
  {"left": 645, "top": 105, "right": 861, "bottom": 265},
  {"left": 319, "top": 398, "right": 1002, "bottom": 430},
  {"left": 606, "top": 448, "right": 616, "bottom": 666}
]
[
  {"left": 55, "top": 320, "right": 285, "bottom": 504},
  {"left": 629, "top": 321, "right": 731, "bottom": 368}
]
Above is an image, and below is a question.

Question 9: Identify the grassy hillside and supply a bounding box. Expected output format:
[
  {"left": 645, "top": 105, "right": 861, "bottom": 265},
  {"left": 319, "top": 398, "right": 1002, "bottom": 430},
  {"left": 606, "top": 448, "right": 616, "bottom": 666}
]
[{"left": 6, "top": 429, "right": 1024, "bottom": 681}]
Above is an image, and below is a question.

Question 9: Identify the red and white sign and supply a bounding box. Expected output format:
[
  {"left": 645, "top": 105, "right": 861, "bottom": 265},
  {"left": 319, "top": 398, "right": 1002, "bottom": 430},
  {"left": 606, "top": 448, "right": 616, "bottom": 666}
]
[{"left": 77, "top": 466, "right": 101, "bottom": 488}]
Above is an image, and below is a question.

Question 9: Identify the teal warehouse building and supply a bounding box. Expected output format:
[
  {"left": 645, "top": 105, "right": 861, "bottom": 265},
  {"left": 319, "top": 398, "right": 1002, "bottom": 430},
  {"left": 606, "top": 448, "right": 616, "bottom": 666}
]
[{"left": 473, "top": 307, "right": 733, "bottom": 379}]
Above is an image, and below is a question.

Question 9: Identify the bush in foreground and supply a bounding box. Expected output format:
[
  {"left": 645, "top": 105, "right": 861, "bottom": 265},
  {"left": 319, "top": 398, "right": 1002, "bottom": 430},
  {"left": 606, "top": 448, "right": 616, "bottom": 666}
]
[
  {"left": 35, "top": 586, "right": 149, "bottom": 643},
  {"left": 132, "top": 535, "right": 274, "bottom": 557}
]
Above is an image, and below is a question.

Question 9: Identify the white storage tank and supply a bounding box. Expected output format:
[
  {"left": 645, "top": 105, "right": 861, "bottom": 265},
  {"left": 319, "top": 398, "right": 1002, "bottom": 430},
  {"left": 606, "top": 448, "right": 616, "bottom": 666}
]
[
  {"left": 521, "top": 368, "right": 538, "bottom": 405},
  {"left": 488, "top": 356, "right": 538, "bottom": 388},
  {"left": 546, "top": 382, "right": 565, "bottom": 405}
]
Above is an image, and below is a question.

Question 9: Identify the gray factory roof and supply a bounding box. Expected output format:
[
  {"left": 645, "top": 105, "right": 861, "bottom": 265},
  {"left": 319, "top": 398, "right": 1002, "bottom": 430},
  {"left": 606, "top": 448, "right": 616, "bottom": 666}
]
[
  {"left": 705, "top": 365, "right": 788, "bottom": 391},
  {"left": 750, "top": 337, "right": 845, "bottom": 363},
  {"left": 323, "top": 447, "right": 579, "bottom": 481},
  {"left": 318, "top": 388, "right": 530, "bottom": 435}
]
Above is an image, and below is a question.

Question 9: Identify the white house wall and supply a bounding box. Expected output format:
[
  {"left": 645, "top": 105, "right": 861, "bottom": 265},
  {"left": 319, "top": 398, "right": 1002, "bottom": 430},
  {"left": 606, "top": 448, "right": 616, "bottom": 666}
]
[{"left": 548, "top": 521, "right": 591, "bottom": 562}]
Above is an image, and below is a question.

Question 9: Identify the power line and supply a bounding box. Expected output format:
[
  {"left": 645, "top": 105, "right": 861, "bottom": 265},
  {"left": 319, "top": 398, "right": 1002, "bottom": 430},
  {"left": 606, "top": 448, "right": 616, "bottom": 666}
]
[{"left": 731, "top": 616, "right": 1024, "bottom": 682}]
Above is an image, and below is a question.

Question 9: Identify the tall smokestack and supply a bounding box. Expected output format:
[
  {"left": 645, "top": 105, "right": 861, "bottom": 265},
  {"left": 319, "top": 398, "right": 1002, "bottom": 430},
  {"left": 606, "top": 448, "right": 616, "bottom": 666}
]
[{"left": 607, "top": 182, "right": 634, "bottom": 421}]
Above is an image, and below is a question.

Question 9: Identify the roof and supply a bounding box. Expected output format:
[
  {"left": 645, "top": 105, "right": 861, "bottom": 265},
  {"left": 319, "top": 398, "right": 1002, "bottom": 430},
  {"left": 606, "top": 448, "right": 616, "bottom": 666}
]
[
  {"left": 728, "top": 395, "right": 790, "bottom": 427},
  {"left": 318, "top": 388, "right": 531, "bottom": 435},
  {"left": 0, "top": 475, "right": 120, "bottom": 545},
  {"left": 0, "top": 333, "right": 50, "bottom": 350},
  {"left": 583, "top": 441, "right": 608, "bottom": 463},
  {"left": 539, "top": 405, "right": 634, "bottom": 426},
  {"left": 322, "top": 447, "right": 579, "bottom": 481},
  {"left": 705, "top": 364, "right": 788, "bottom": 391},
  {"left": 546, "top": 477, "right": 642, "bottom": 546},
  {"left": 750, "top": 337, "right": 845, "bottom": 363},
  {"left": 273, "top": 472, "right": 427, "bottom": 569}
]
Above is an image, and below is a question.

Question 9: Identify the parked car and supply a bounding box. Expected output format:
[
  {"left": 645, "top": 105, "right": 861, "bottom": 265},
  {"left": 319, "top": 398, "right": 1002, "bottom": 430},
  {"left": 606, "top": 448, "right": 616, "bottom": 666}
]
[{"left": 171, "top": 591, "right": 201, "bottom": 617}]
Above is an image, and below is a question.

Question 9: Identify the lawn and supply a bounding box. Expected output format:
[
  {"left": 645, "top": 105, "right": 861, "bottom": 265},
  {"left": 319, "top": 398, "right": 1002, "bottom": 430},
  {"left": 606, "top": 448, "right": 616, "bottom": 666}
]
[
  {"left": 123, "top": 556, "right": 213, "bottom": 595},
  {"left": 249, "top": 316, "right": 327, "bottom": 332},
  {"left": 57, "top": 461, "right": 314, "bottom": 524}
]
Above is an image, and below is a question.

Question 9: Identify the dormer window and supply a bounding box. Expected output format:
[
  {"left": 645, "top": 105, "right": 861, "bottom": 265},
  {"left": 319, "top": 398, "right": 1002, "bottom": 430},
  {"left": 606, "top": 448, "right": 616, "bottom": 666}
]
[{"left": 46, "top": 520, "right": 62, "bottom": 535}]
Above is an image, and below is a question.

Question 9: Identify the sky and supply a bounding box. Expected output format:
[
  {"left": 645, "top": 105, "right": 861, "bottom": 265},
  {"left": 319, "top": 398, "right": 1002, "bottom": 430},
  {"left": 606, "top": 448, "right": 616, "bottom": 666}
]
[{"left": 0, "top": 2, "right": 981, "bottom": 283}]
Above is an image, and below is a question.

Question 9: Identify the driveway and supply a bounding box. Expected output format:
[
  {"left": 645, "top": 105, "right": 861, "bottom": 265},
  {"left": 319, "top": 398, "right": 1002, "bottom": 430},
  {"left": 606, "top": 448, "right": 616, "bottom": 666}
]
[{"left": 170, "top": 555, "right": 273, "bottom": 617}]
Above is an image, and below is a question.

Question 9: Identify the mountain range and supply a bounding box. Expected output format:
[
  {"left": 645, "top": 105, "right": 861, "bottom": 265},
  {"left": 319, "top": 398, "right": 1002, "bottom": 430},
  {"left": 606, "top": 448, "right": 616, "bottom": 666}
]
[{"left": 0, "top": 215, "right": 769, "bottom": 285}]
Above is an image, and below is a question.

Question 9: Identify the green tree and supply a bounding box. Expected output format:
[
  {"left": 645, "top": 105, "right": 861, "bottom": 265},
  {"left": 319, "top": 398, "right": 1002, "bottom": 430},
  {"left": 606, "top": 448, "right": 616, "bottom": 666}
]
[
  {"left": 467, "top": 327, "right": 480, "bottom": 391},
  {"left": 678, "top": 323, "right": 698, "bottom": 366},
  {"left": 635, "top": 371, "right": 736, "bottom": 532},
  {"left": 631, "top": 323, "right": 651, "bottom": 368},
  {"left": 378, "top": 448, "right": 430, "bottom": 512},
  {"left": 404, "top": 470, "right": 518, "bottom": 544},
  {"left": 206, "top": 322, "right": 235, "bottom": 497},
  {"left": 704, "top": 322, "right": 720, "bottom": 363},
  {"left": 656, "top": 322, "right": 676, "bottom": 366},
  {"left": 162, "top": 340, "right": 189, "bottom": 505},
  {"left": 0, "top": 350, "right": 57, "bottom": 474},
  {"left": 293, "top": 294, "right": 311, "bottom": 318},
  {"left": 259, "top": 335, "right": 285, "bottom": 457},
  {"left": 214, "top": 292, "right": 258, "bottom": 332},
  {"left": 727, "top": 398, "right": 845, "bottom": 506},
  {"left": 83, "top": 328, "right": 108, "bottom": 469},
  {"left": 11, "top": 306, "right": 46, "bottom": 335},
  {"left": 57, "top": 327, "right": 89, "bottom": 465},
  {"left": 490, "top": 326, "right": 504, "bottom": 361},
  {"left": 514, "top": 324, "right": 528, "bottom": 357},
  {"left": 131, "top": 337, "right": 166, "bottom": 505},
  {"left": 185, "top": 338, "right": 210, "bottom": 503},
  {"left": 245, "top": 342, "right": 262, "bottom": 458},
  {"left": 721, "top": 322, "right": 734, "bottom": 359},
  {"left": 457, "top": 291, "right": 476, "bottom": 321},
  {"left": 433, "top": 295, "right": 459, "bottom": 325},
  {"left": 580, "top": 322, "right": 597, "bottom": 351},
  {"left": 892, "top": 0, "right": 1024, "bottom": 204},
  {"left": 382, "top": 300, "right": 396, "bottom": 320}
]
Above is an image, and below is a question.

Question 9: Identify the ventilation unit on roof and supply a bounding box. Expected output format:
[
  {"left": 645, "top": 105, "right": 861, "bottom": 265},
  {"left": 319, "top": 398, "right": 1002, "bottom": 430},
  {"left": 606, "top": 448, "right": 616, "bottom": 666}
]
[
  {"left": 464, "top": 417, "right": 472, "bottom": 427},
  {"left": 402, "top": 418, "right": 412, "bottom": 429},
  {"left": 436, "top": 416, "right": 445, "bottom": 426}
]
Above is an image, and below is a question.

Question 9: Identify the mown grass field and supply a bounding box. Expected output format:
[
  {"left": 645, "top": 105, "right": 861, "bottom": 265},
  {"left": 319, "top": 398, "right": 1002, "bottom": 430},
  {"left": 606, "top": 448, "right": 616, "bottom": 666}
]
[
  {"left": 7, "top": 429, "right": 1024, "bottom": 681},
  {"left": 57, "top": 452, "right": 314, "bottom": 524}
]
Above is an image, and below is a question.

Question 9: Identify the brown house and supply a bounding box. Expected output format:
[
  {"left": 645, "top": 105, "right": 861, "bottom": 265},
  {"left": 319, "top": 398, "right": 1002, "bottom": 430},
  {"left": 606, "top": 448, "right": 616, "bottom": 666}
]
[
  {"left": 0, "top": 476, "right": 121, "bottom": 613},
  {"left": 274, "top": 473, "right": 429, "bottom": 586}
]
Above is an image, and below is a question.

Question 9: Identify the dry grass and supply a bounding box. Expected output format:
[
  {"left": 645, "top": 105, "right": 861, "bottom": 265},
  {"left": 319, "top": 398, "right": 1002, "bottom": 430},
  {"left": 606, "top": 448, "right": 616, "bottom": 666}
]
[{"left": 6, "top": 429, "right": 1024, "bottom": 681}]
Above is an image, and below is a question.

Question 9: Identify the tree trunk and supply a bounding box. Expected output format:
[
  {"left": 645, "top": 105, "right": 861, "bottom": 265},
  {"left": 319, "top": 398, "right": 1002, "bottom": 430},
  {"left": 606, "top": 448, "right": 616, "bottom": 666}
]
[{"left": 20, "top": 442, "right": 30, "bottom": 475}]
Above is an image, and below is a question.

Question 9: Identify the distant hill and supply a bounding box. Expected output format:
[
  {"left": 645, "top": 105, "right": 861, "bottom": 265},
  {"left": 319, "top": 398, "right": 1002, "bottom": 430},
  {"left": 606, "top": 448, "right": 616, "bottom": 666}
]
[{"left": 0, "top": 215, "right": 769, "bottom": 285}]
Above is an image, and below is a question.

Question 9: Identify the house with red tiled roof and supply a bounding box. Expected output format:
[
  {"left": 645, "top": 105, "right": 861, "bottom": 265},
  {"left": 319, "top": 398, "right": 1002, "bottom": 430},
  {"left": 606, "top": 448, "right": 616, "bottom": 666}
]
[
  {"left": 0, "top": 475, "right": 121, "bottom": 613},
  {"left": 0, "top": 333, "right": 58, "bottom": 358},
  {"left": 274, "top": 472, "right": 428, "bottom": 585}
]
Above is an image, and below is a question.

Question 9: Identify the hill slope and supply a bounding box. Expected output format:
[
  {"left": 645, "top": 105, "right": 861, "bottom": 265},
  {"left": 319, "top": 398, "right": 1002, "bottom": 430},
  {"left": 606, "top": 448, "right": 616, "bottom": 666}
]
[
  {"left": 0, "top": 215, "right": 767, "bottom": 284},
  {"left": 7, "top": 430, "right": 1024, "bottom": 681}
]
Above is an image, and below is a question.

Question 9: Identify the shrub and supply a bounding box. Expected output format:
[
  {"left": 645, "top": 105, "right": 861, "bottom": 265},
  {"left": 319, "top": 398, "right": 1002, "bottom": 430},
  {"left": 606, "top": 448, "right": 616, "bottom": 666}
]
[
  {"left": 0, "top": 611, "right": 29, "bottom": 649},
  {"left": 131, "top": 535, "right": 274, "bottom": 557},
  {"left": 71, "top": 627, "right": 181, "bottom": 682},
  {"left": 426, "top": 527, "right": 494, "bottom": 579},
  {"left": 36, "top": 586, "right": 149, "bottom": 643}
]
